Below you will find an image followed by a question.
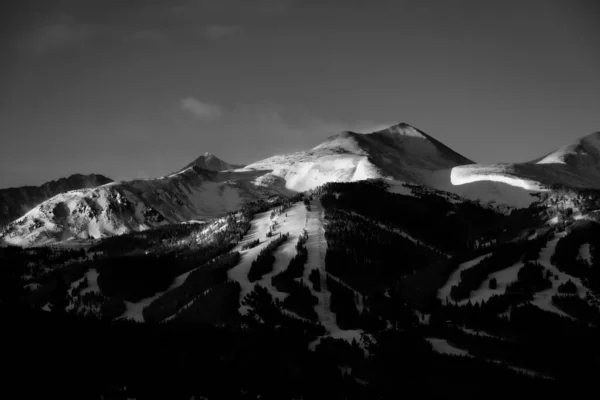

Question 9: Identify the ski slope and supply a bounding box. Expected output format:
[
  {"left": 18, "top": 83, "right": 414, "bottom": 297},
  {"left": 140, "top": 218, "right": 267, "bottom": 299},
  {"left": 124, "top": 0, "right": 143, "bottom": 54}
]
[
  {"left": 229, "top": 202, "right": 309, "bottom": 313},
  {"left": 119, "top": 269, "right": 195, "bottom": 322},
  {"left": 458, "top": 261, "right": 523, "bottom": 306},
  {"left": 426, "top": 338, "right": 471, "bottom": 357},
  {"left": 531, "top": 234, "right": 588, "bottom": 318},
  {"left": 303, "top": 199, "right": 366, "bottom": 350},
  {"left": 438, "top": 253, "right": 492, "bottom": 304}
]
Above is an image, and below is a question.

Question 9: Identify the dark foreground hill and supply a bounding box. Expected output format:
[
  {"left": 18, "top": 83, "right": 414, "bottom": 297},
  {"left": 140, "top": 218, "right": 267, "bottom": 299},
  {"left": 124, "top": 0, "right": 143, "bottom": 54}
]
[{"left": 2, "top": 180, "right": 598, "bottom": 399}]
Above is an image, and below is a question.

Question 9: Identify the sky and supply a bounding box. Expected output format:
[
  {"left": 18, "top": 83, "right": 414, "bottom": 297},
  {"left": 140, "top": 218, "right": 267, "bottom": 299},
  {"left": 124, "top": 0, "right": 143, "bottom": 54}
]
[{"left": 1, "top": 0, "right": 599, "bottom": 188}]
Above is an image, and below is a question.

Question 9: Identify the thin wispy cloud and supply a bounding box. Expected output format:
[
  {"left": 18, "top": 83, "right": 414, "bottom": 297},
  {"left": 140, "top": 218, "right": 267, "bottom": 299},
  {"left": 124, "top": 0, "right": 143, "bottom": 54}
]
[{"left": 179, "top": 97, "right": 225, "bottom": 121}]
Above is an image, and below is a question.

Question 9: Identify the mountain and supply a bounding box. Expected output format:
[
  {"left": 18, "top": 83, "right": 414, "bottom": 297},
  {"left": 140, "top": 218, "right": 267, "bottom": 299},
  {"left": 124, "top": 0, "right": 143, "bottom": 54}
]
[
  {"left": 3, "top": 125, "right": 600, "bottom": 397},
  {"left": 240, "top": 122, "right": 473, "bottom": 192},
  {"left": 3, "top": 180, "right": 599, "bottom": 398},
  {"left": 0, "top": 167, "right": 291, "bottom": 246},
  {"left": 4, "top": 124, "right": 600, "bottom": 247},
  {"left": 1, "top": 123, "right": 476, "bottom": 246},
  {"left": 176, "top": 152, "right": 244, "bottom": 173},
  {"left": 0, "top": 173, "right": 112, "bottom": 229},
  {"left": 433, "top": 131, "right": 600, "bottom": 208}
]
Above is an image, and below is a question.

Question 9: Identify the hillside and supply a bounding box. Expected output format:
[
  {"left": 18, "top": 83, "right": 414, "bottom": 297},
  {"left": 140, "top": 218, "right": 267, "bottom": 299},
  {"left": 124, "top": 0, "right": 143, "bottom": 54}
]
[
  {"left": 436, "top": 131, "right": 600, "bottom": 207},
  {"left": 0, "top": 173, "right": 112, "bottom": 228},
  {"left": 3, "top": 180, "right": 598, "bottom": 398},
  {"left": 0, "top": 167, "right": 291, "bottom": 246}
]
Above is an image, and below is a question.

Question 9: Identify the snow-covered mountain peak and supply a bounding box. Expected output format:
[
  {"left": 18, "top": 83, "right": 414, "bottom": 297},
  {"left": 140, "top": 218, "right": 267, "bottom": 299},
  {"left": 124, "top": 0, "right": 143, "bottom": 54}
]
[
  {"left": 177, "top": 153, "right": 244, "bottom": 173},
  {"left": 311, "top": 131, "right": 367, "bottom": 155},
  {"left": 374, "top": 122, "right": 426, "bottom": 138},
  {"left": 534, "top": 131, "right": 600, "bottom": 166}
]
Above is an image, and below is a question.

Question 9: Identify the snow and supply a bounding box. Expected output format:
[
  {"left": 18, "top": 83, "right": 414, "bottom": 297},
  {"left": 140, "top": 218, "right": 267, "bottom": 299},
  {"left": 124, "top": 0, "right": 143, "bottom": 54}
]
[
  {"left": 1, "top": 167, "right": 275, "bottom": 247},
  {"left": 302, "top": 199, "right": 371, "bottom": 352},
  {"left": 548, "top": 216, "right": 559, "bottom": 225},
  {"left": 119, "top": 269, "right": 195, "bottom": 322},
  {"left": 229, "top": 210, "right": 279, "bottom": 314},
  {"left": 240, "top": 148, "right": 380, "bottom": 193},
  {"left": 446, "top": 234, "right": 591, "bottom": 318},
  {"left": 579, "top": 243, "right": 592, "bottom": 265},
  {"left": 386, "top": 181, "right": 416, "bottom": 196},
  {"left": 326, "top": 273, "right": 364, "bottom": 314},
  {"left": 427, "top": 337, "right": 552, "bottom": 379},
  {"left": 460, "top": 262, "right": 523, "bottom": 305},
  {"left": 303, "top": 200, "right": 339, "bottom": 333},
  {"left": 438, "top": 253, "right": 492, "bottom": 304},
  {"left": 79, "top": 269, "right": 100, "bottom": 296},
  {"left": 426, "top": 338, "right": 471, "bottom": 357},
  {"left": 460, "top": 326, "right": 507, "bottom": 341},
  {"left": 256, "top": 203, "right": 308, "bottom": 303},
  {"left": 487, "top": 359, "right": 554, "bottom": 380},
  {"left": 450, "top": 166, "right": 542, "bottom": 190},
  {"left": 161, "top": 289, "right": 212, "bottom": 323},
  {"left": 309, "top": 329, "right": 366, "bottom": 351},
  {"left": 415, "top": 311, "right": 431, "bottom": 325},
  {"left": 531, "top": 234, "right": 589, "bottom": 318}
]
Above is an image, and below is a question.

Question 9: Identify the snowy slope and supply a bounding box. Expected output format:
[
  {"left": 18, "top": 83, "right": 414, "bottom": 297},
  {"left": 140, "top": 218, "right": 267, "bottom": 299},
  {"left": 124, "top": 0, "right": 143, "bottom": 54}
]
[
  {"left": 6, "top": 124, "right": 600, "bottom": 246},
  {"left": 0, "top": 173, "right": 112, "bottom": 228},
  {"left": 0, "top": 167, "right": 289, "bottom": 246},
  {"left": 240, "top": 123, "right": 474, "bottom": 193},
  {"left": 431, "top": 131, "right": 600, "bottom": 208},
  {"left": 229, "top": 202, "right": 309, "bottom": 311}
]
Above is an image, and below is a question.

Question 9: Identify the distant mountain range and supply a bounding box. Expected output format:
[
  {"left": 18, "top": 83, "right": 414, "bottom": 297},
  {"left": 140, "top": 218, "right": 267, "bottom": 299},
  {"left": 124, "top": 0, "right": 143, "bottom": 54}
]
[{"left": 2, "top": 122, "right": 600, "bottom": 246}]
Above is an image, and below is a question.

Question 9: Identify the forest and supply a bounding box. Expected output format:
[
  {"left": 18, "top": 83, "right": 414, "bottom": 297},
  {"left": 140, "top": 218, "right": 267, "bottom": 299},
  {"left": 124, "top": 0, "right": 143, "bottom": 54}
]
[{"left": 2, "top": 181, "right": 599, "bottom": 398}]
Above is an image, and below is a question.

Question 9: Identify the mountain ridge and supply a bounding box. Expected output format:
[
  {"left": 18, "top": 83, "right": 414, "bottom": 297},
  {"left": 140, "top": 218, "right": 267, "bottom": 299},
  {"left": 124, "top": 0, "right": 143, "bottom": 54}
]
[
  {"left": 3, "top": 123, "right": 600, "bottom": 246},
  {"left": 0, "top": 173, "right": 112, "bottom": 229}
]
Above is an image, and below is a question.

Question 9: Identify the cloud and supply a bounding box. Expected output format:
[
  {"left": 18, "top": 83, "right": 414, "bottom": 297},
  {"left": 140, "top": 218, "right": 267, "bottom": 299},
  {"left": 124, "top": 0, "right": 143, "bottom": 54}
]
[
  {"left": 204, "top": 25, "right": 245, "bottom": 40},
  {"left": 179, "top": 97, "right": 224, "bottom": 120}
]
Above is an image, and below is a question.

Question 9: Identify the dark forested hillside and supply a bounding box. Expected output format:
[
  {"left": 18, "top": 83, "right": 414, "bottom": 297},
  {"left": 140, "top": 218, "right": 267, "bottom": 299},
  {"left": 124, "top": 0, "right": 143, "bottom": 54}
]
[{"left": 2, "top": 181, "right": 599, "bottom": 399}]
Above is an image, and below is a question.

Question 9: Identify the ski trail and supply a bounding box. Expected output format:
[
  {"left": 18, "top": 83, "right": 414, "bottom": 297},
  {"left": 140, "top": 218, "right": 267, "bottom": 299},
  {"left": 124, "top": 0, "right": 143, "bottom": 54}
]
[
  {"left": 229, "top": 202, "right": 308, "bottom": 314},
  {"left": 228, "top": 209, "right": 274, "bottom": 314},
  {"left": 532, "top": 233, "right": 588, "bottom": 318},
  {"left": 345, "top": 210, "right": 450, "bottom": 258},
  {"left": 326, "top": 272, "right": 364, "bottom": 314},
  {"left": 304, "top": 199, "right": 339, "bottom": 333},
  {"left": 258, "top": 203, "right": 307, "bottom": 302}
]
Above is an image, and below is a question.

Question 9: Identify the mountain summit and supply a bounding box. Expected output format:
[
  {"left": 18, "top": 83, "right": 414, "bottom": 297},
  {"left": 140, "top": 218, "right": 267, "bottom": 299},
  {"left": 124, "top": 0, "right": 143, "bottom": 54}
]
[
  {"left": 245, "top": 122, "right": 473, "bottom": 192},
  {"left": 5, "top": 123, "right": 600, "bottom": 246},
  {"left": 177, "top": 153, "right": 244, "bottom": 173}
]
